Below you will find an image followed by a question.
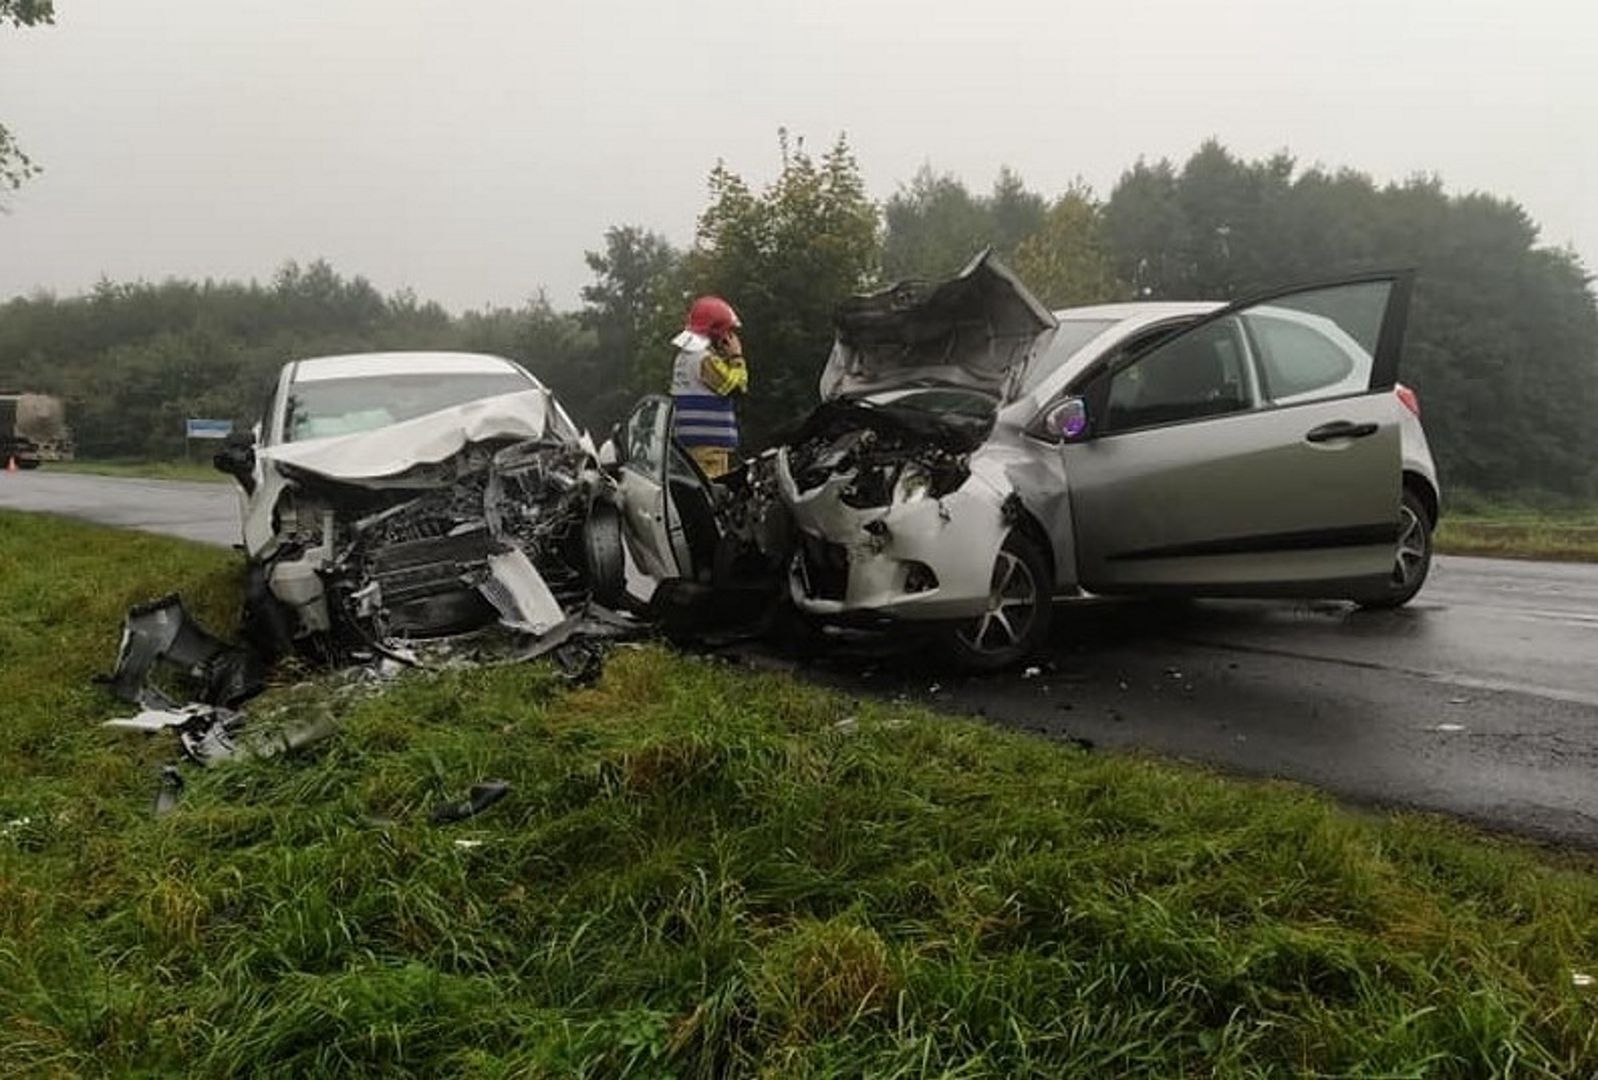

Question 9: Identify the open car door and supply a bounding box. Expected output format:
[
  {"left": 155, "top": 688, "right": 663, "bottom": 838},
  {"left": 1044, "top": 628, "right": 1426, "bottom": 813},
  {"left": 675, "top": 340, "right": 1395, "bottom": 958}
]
[
  {"left": 615, "top": 396, "right": 682, "bottom": 599},
  {"left": 614, "top": 395, "right": 729, "bottom": 603},
  {"left": 1063, "top": 271, "right": 1413, "bottom": 598}
]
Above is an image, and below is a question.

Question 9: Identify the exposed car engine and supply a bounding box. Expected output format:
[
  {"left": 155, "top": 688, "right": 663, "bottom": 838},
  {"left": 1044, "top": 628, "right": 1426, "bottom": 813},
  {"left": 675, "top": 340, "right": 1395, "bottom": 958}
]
[
  {"left": 780, "top": 399, "right": 985, "bottom": 509},
  {"left": 256, "top": 438, "right": 620, "bottom": 660}
]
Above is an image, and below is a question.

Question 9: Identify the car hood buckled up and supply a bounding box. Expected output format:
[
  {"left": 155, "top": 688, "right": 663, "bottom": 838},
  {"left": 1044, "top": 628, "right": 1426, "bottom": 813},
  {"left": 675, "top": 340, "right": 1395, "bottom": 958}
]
[
  {"left": 264, "top": 389, "right": 575, "bottom": 483},
  {"left": 818, "top": 250, "right": 1057, "bottom": 403}
]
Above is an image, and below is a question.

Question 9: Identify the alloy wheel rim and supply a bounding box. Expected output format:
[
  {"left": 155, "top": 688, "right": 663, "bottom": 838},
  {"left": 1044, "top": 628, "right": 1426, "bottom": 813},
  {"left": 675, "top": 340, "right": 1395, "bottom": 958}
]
[
  {"left": 958, "top": 550, "right": 1038, "bottom": 654},
  {"left": 1393, "top": 505, "right": 1427, "bottom": 587}
]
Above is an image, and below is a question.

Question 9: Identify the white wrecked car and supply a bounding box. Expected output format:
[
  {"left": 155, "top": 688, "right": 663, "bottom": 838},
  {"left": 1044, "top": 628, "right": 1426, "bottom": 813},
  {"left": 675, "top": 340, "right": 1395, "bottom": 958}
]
[
  {"left": 214, "top": 352, "right": 623, "bottom": 660},
  {"left": 612, "top": 253, "right": 1434, "bottom": 671}
]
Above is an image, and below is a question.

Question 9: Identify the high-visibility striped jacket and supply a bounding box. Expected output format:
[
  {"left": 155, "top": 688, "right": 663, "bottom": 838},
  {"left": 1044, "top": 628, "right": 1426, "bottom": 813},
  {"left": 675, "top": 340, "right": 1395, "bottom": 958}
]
[{"left": 670, "top": 344, "right": 747, "bottom": 450}]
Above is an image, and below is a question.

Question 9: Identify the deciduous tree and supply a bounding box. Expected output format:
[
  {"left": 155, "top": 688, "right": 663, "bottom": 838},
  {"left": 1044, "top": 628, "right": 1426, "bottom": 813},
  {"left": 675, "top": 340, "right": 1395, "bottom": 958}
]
[
  {"left": 678, "top": 131, "right": 880, "bottom": 444},
  {"left": 1012, "top": 188, "right": 1128, "bottom": 309},
  {"left": 0, "top": 0, "right": 54, "bottom": 196}
]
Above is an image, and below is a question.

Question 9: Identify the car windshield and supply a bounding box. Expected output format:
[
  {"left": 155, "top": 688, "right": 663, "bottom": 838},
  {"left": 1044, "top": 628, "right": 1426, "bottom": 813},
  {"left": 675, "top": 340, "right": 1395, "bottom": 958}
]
[
  {"left": 283, "top": 371, "right": 532, "bottom": 442},
  {"left": 1019, "top": 318, "right": 1118, "bottom": 394}
]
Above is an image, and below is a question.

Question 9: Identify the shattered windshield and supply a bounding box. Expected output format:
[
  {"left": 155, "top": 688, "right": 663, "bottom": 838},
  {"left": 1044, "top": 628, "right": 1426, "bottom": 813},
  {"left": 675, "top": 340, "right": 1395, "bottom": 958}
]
[{"left": 283, "top": 372, "right": 534, "bottom": 442}]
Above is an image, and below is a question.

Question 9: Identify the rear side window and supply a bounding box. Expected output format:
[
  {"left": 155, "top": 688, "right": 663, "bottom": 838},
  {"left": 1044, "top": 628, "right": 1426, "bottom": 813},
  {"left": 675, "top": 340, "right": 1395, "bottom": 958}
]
[
  {"left": 1239, "top": 280, "right": 1391, "bottom": 405},
  {"left": 1246, "top": 312, "right": 1362, "bottom": 400}
]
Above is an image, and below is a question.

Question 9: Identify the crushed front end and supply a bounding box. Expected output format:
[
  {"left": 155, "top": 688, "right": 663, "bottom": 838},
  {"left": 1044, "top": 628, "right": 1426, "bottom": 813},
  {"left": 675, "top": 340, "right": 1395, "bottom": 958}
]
[
  {"left": 778, "top": 400, "right": 1010, "bottom": 621},
  {"left": 777, "top": 251, "right": 1056, "bottom": 624},
  {"left": 253, "top": 435, "right": 622, "bottom": 662}
]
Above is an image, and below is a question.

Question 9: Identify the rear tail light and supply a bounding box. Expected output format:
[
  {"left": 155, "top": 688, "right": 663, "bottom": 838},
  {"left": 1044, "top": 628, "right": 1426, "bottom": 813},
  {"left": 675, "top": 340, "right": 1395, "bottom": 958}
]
[{"left": 1395, "top": 383, "right": 1420, "bottom": 418}]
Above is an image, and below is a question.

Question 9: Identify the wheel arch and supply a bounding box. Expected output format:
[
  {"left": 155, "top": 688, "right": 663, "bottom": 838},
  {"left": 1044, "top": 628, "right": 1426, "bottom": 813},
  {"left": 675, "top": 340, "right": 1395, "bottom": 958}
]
[
  {"left": 1002, "top": 498, "right": 1057, "bottom": 584},
  {"left": 1403, "top": 470, "right": 1439, "bottom": 529}
]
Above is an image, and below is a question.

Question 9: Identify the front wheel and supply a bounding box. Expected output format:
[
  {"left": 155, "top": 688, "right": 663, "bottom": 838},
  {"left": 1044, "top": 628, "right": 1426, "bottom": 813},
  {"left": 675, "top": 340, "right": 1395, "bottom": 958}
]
[
  {"left": 1358, "top": 488, "right": 1433, "bottom": 610},
  {"left": 940, "top": 532, "right": 1053, "bottom": 673}
]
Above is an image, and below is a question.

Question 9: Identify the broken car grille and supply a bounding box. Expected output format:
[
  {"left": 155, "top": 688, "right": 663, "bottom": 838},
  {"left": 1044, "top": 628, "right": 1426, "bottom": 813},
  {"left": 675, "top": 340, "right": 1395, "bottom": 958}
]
[{"left": 362, "top": 526, "right": 501, "bottom": 637}]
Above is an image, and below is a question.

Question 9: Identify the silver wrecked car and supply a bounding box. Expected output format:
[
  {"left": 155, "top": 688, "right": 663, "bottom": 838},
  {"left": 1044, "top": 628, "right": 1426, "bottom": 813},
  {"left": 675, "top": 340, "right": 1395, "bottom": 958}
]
[
  {"left": 612, "top": 253, "right": 1438, "bottom": 671},
  {"left": 214, "top": 351, "right": 624, "bottom": 660}
]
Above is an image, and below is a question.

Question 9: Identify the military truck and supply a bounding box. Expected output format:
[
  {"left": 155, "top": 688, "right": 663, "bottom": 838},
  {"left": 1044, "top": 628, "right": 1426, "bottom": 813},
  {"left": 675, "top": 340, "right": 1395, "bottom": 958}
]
[{"left": 0, "top": 392, "right": 74, "bottom": 468}]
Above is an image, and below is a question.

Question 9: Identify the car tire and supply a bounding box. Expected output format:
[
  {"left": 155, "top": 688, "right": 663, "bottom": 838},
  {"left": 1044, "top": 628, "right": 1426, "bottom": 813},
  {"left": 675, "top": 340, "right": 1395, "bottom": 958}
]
[
  {"left": 583, "top": 499, "right": 627, "bottom": 610},
  {"left": 1358, "top": 488, "right": 1433, "bottom": 610},
  {"left": 941, "top": 531, "right": 1053, "bottom": 673}
]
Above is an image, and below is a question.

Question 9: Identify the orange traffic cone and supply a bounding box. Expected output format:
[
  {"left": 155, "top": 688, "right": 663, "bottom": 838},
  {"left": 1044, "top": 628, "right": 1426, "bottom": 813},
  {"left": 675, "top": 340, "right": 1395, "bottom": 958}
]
[{"left": 4, "top": 456, "right": 15, "bottom": 473}]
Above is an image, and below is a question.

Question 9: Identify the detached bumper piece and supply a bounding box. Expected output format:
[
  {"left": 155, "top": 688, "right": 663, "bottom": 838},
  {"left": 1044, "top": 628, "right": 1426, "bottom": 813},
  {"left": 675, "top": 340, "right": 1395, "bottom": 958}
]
[
  {"left": 100, "top": 594, "right": 338, "bottom": 812},
  {"left": 103, "top": 594, "right": 268, "bottom": 710}
]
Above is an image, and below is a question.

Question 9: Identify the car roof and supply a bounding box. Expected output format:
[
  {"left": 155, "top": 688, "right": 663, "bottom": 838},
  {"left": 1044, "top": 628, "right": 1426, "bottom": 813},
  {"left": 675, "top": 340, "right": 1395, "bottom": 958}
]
[
  {"left": 1013, "top": 301, "right": 1228, "bottom": 406},
  {"left": 290, "top": 351, "right": 535, "bottom": 383},
  {"left": 1053, "top": 301, "right": 1223, "bottom": 322}
]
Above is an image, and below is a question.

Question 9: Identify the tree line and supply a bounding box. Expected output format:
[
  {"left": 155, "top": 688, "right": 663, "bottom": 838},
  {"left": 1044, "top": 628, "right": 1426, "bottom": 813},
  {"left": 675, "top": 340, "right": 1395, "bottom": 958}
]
[{"left": 2, "top": 135, "right": 1594, "bottom": 498}]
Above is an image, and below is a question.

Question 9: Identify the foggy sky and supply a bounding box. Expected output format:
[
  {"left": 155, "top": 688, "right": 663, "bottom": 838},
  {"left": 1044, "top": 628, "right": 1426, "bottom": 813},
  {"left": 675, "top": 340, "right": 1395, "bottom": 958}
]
[{"left": 2, "top": 0, "right": 1593, "bottom": 311}]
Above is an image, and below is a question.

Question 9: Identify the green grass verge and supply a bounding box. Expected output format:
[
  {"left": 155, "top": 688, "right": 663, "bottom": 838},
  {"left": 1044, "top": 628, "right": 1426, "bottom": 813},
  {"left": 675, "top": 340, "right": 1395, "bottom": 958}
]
[
  {"left": 4, "top": 509, "right": 1598, "bottom": 1076},
  {"left": 1436, "top": 520, "right": 1598, "bottom": 562},
  {"left": 1425, "top": 488, "right": 1598, "bottom": 562},
  {"left": 1435, "top": 490, "right": 1598, "bottom": 561},
  {"left": 49, "top": 458, "right": 232, "bottom": 483}
]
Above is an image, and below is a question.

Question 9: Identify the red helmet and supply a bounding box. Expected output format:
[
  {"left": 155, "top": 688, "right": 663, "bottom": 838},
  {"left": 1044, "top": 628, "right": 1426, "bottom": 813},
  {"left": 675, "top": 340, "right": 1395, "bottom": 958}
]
[{"left": 685, "top": 295, "right": 741, "bottom": 340}]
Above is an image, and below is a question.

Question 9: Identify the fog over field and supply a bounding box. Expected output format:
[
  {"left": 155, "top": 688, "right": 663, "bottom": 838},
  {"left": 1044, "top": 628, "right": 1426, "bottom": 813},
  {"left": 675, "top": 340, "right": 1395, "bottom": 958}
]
[{"left": 1, "top": 0, "right": 1594, "bottom": 308}]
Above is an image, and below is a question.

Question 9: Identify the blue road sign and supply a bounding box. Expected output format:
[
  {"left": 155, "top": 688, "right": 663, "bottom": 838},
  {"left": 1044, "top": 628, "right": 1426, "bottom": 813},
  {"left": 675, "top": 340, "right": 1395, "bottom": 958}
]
[{"left": 185, "top": 418, "right": 233, "bottom": 440}]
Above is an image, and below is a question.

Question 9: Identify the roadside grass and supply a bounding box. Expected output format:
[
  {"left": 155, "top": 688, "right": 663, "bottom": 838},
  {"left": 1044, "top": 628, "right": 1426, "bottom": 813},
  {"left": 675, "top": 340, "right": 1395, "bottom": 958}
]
[
  {"left": 49, "top": 458, "right": 231, "bottom": 484},
  {"left": 1436, "top": 519, "right": 1598, "bottom": 562},
  {"left": 1435, "top": 491, "right": 1598, "bottom": 562},
  {"left": 4, "top": 510, "right": 1598, "bottom": 1076}
]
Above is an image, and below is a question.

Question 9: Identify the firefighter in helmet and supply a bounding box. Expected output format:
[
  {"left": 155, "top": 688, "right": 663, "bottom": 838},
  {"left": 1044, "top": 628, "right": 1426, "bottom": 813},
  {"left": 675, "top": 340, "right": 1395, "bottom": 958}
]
[{"left": 669, "top": 295, "right": 748, "bottom": 479}]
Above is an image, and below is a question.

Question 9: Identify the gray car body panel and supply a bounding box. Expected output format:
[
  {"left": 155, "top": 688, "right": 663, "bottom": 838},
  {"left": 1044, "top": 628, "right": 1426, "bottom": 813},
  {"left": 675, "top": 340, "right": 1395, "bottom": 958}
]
[
  {"left": 784, "top": 281, "right": 1435, "bottom": 620},
  {"left": 613, "top": 273, "right": 1436, "bottom": 627}
]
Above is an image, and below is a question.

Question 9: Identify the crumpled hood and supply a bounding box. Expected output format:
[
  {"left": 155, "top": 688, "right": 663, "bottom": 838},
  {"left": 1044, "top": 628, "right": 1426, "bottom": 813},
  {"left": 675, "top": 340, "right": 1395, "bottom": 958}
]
[
  {"left": 263, "top": 389, "right": 564, "bottom": 482},
  {"left": 818, "top": 250, "right": 1057, "bottom": 402}
]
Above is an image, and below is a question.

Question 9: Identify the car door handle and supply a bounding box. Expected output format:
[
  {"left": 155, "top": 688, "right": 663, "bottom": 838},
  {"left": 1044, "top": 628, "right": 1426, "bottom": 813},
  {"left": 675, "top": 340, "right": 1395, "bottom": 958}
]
[{"left": 1305, "top": 421, "right": 1379, "bottom": 443}]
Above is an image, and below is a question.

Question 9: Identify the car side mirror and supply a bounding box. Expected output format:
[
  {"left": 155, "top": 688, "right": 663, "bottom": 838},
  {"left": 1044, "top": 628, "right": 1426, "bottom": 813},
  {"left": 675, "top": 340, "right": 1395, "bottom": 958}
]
[
  {"left": 1030, "top": 396, "right": 1091, "bottom": 444},
  {"left": 213, "top": 430, "right": 256, "bottom": 492},
  {"left": 598, "top": 422, "right": 622, "bottom": 468}
]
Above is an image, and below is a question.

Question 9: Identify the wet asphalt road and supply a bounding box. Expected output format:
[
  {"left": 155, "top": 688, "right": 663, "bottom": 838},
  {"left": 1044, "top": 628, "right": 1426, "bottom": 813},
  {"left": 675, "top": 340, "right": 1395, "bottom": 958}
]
[
  {"left": 786, "top": 558, "right": 1598, "bottom": 848},
  {"left": 4, "top": 470, "right": 1596, "bottom": 846},
  {"left": 0, "top": 469, "right": 240, "bottom": 547}
]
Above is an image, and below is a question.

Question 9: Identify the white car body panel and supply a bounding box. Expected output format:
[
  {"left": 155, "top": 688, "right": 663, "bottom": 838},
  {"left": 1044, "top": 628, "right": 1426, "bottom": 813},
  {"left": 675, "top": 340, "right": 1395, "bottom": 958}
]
[
  {"left": 227, "top": 351, "right": 615, "bottom": 649},
  {"left": 777, "top": 446, "right": 1010, "bottom": 620},
  {"left": 264, "top": 389, "right": 558, "bottom": 484}
]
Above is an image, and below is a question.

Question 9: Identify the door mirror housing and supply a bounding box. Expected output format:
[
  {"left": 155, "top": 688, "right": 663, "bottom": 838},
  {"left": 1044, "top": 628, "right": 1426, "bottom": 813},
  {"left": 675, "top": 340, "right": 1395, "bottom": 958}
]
[
  {"left": 1030, "top": 396, "right": 1091, "bottom": 444},
  {"left": 212, "top": 430, "right": 256, "bottom": 491},
  {"left": 599, "top": 420, "right": 625, "bottom": 468}
]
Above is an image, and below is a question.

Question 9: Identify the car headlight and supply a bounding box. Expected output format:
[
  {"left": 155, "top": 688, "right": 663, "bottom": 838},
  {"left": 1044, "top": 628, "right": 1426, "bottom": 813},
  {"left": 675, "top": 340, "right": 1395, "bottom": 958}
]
[{"left": 893, "top": 463, "right": 932, "bottom": 504}]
